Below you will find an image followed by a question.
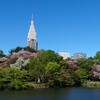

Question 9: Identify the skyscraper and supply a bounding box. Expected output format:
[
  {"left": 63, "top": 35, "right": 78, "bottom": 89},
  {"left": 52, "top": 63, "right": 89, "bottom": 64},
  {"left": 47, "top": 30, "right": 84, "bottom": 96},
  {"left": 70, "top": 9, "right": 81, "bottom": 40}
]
[
  {"left": 73, "top": 52, "right": 86, "bottom": 59},
  {"left": 26, "top": 15, "right": 38, "bottom": 50},
  {"left": 59, "top": 52, "right": 70, "bottom": 59}
]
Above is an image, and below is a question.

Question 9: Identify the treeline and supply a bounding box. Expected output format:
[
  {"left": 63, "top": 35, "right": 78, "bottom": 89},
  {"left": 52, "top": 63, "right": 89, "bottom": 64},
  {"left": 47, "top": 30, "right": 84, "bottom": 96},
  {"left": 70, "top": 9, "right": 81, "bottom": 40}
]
[{"left": 0, "top": 47, "right": 100, "bottom": 90}]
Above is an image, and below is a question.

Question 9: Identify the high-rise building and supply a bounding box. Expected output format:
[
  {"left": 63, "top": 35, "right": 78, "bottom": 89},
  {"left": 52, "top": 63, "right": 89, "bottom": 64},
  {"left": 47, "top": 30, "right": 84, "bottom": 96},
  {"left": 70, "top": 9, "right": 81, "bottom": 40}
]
[
  {"left": 59, "top": 52, "right": 70, "bottom": 59},
  {"left": 73, "top": 52, "right": 86, "bottom": 59},
  {"left": 26, "top": 16, "right": 38, "bottom": 50}
]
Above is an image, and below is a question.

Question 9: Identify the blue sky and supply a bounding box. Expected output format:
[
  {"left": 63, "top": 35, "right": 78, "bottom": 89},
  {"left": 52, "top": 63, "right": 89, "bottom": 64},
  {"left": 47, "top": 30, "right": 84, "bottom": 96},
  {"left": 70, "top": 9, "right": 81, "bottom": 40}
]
[{"left": 0, "top": 0, "right": 100, "bottom": 57}]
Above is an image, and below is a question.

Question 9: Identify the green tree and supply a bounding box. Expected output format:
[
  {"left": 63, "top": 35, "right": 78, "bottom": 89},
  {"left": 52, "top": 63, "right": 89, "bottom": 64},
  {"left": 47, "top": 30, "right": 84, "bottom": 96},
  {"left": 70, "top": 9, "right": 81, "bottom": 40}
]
[
  {"left": 24, "top": 46, "right": 36, "bottom": 53},
  {"left": 45, "top": 62, "right": 60, "bottom": 75},
  {"left": 9, "top": 46, "right": 37, "bottom": 55},
  {"left": 60, "top": 60, "right": 69, "bottom": 69},
  {"left": 0, "top": 68, "right": 29, "bottom": 90},
  {"left": 29, "top": 57, "right": 45, "bottom": 83},
  {"left": 59, "top": 67, "right": 74, "bottom": 87},
  {"left": 45, "top": 62, "right": 60, "bottom": 87},
  {"left": 9, "top": 46, "right": 23, "bottom": 54},
  {"left": 29, "top": 50, "right": 62, "bottom": 83},
  {"left": 36, "top": 50, "right": 62, "bottom": 64},
  {"left": 0, "top": 50, "right": 5, "bottom": 58},
  {"left": 77, "top": 58, "right": 95, "bottom": 71},
  {"left": 94, "top": 51, "right": 100, "bottom": 63},
  {"left": 67, "top": 69, "right": 81, "bottom": 86},
  {"left": 75, "top": 68, "right": 88, "bottom": 83}
]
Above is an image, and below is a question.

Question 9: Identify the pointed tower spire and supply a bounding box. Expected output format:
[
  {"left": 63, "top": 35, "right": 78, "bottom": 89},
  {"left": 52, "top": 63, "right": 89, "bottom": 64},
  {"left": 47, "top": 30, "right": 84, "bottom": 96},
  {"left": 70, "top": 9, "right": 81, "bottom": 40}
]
[
  {"left": 26, "top": 15, "right": 38, "bottom": 50},
  {"left": 32, "top": 14, "right": 33, "bottom": 20},
  {"left": 31, "top": 14, "right": 34, "bottom": 25}
]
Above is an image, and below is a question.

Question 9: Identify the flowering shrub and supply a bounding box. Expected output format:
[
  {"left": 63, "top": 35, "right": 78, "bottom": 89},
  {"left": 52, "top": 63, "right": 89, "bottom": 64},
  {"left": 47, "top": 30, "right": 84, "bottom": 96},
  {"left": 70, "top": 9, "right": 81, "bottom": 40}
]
[
  {"left": 90, "top": 65, "right": 100, "bottom": 80},
  {"left": 10, "top": 51, "right": 35, "bottom": 60},
  {"left": 10, "top": 57, "right": 30, "bottom": 70},
  {"left": 0, "top": 57, "right": 9, "bottom": 68},
  {"left": 67, "top": 60, "right": 78, "bottom": 71}
]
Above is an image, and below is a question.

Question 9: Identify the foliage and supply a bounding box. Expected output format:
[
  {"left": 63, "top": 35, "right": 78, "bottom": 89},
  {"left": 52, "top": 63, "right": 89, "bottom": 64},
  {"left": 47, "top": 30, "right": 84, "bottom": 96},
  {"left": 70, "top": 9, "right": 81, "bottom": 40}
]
[
  {"left": 90, "top": 65, "right": 100, "bottom": 81},
  {"left": 0, "top": 57, "right": 9, "bottom": 68},
  {"left": 36, "top": 50, "right": 62, "bottom": 64},
  {"left": 0, "top": 50, "right": 5, "bottom": 58},
  {"left": 10, "top": 57, "right": 30, "bottom": 70},
  {"left": 29, "top": 57, "right": 45, "bottom": 83},
  {"left": 9, "top": 46, "right": 36, "bottom": 55},
  {"left": 94, "top": 51, "right": 100, "bottom": 63},
  {"left": 60, "top": 60, "right": 69, "bottom": 69},
  {"left": 29, "top": 50, "right": 62, "bottom": 83},
  {"left": 24, "top": 46, "right": 36, "bottom": 53},
  {"left": 0, "top": 47, "right": 100, "bottom": 89},
  {"left": 59, "top": 68, "right": 74, "bottom": 87},
  {"left": 9, "top": 46, "right": 23, "bottom": 55},
  {"left": 45, "top": 62, "right": 60, "bottom": 75},
  {"left": 10, "top": 51, "right": 35, "bottom": 60},
  {"left": 45, "top": 72, "right": 60, "bottom": 88},
  {"left": 0, "top": 68, "right": 30, "bottom": 90},
  {"left": 77, "top": 58, "right": 95, "bottom": 71},
  {"left": 75, "top": 68, "right": 88, "bottom": 80},
  {"left": 67, "top": 69, "right": 81, "bottom": 86},
  {"left": 45, "top": 62, "right": 61, "bottom": 87},
  {"left": 67, "top": 60, "right": 78, "bottom": 71},
  {"left": 60, "top": 60, "right": 78, "bottom": 71}
]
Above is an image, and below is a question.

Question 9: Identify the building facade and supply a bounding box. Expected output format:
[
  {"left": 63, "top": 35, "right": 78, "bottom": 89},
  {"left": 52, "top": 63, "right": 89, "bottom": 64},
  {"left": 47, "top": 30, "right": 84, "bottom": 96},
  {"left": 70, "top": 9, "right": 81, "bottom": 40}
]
[
  {"left": 73, "top": 52, "right": 86, "bottom": 59},
  {"left": 59, "top": 52, "right": 70, "bottom": 59},
  {"left": 26, "top": 16, "right": 38, "bottom": 50}
]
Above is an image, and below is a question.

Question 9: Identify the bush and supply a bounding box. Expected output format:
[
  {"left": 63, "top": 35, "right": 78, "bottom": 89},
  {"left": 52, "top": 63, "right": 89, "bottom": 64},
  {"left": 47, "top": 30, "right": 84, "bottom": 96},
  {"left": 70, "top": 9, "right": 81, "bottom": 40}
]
[{"left": 0, "top": 68, "right": 30, "bottom": 90}]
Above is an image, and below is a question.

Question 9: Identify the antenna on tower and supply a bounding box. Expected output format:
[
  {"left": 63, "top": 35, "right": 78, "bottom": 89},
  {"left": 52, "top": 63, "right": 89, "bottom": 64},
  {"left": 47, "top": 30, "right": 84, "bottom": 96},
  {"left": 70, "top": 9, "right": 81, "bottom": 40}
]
[{"left": 32, "top": 14, "right": 33, "bottom": 20}]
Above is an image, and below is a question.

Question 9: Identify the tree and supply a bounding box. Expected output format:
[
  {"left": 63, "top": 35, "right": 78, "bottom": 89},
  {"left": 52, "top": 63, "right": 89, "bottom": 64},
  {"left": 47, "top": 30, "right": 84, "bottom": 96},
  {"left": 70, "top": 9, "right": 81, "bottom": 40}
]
[
  {"left": 75, "top": 68, "right": 88, "bottom": 82},
  {"left": 9, "top": 46, "right": 37, "bottom": 55},
  {"left": 90, "top": 65, "right": 100, "bottom": 81},
  {"left": 10, "top": 57, "right": 30, "bottom": 70},
  {"left": 24, "top": 46, "right": 36, "bottom": 53},
  {"left": 59, "top": 67, "right": 74, "bottom": 87},
  {"left": 67, "top": 69, "right": 81, "bottom": 86},
  {"left": 28, "top": 50, "right": 62, "bottom": 83},
  {"left": 60, "top": 60, "right": 69, "bottom": 69},
  {"left": 29, "top": 57, "right": 45, "bottom": 83},
  {"left": 77, "top": 58, "right": 94, "bottom": 72},
  {"left": 94, "top": 51, "right": 100, "bottom": 63},
  {"left": 0, "top": 50, "right": 5, "bottom": 58},
  {"left": 67, "top": 60, "right": 78, "bottom": 71},
  {"left": 45, "top": 62, "right": 60, "bottom": 75},
  {"left": 36, "top": 50, "right": 62, "bottom": 64},
  {"left": 0, "top": 68, "right": 29, "bottom": 90},
  {"left": 45, "top": 62, "right": 60, "bottom": 87},
  {"left": 9, "top": 46, "right": 23, "bottom": 54},
  {"left": 10, "top": 50, "right": 35, "bottom": 62}
]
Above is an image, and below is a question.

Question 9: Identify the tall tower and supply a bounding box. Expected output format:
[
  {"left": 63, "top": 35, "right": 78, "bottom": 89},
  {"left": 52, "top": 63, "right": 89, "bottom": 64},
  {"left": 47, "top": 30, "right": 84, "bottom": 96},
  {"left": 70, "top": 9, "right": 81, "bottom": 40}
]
[{"left": 26, "top": 15, "right": 38, "bottom": 50}]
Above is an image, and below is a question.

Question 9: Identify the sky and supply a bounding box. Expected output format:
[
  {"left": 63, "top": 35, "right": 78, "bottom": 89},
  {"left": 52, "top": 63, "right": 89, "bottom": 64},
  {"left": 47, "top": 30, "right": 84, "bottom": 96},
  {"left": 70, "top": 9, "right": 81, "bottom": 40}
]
[{"left": 0, "top": 0, "right": 100, "bottom": 57}]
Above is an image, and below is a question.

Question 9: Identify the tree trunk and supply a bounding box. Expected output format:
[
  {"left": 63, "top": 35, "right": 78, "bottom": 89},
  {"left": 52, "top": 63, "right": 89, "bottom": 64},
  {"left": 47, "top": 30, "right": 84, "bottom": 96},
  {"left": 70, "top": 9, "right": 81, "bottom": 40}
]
[{"left": 38, "top": 77, "right": 40, "bottom": 83}]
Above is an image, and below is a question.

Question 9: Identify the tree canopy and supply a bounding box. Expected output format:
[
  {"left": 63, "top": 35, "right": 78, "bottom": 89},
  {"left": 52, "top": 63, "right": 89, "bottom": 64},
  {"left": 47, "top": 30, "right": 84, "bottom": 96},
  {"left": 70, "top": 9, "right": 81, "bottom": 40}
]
[{"left": 0, "top": 47, "right": 100, "bottom": 89}]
